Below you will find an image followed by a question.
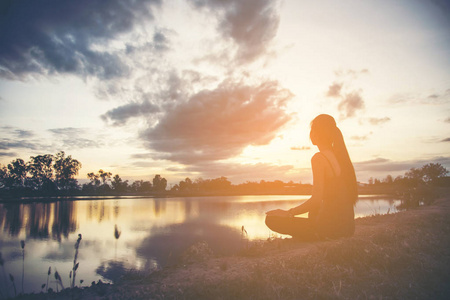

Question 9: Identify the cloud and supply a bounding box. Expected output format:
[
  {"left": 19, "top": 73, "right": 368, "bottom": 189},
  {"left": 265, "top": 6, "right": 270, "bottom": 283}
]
[
  {"left": 326, "top": 82, "right": 343, "bottom": 98},
  {"left": 0, "top": 0, "right": 161, "bottom": 80},
  {"left": 0, "top": 139, "right": 40, "bottom": 151},
  {"left": 354, "top": 156, "right": 450, "bottom": 173},
  {"left": 334, "top": 68, "right": 369, "bottom": 78},
  {"left": 0, "top": 152, "right": 18, "bottom": 158},
  {"left": 13, "top": 129, "right": 34, "bottom": 138},
  {"left": 350, "top": 135, "right": 370, "bottom": 141},
  {"left": 140, "top": 80, "right": 293, "bottom": 164},
  {"left": 101, "top": 100, "right": 160, "bottom": 126},
  {"left": 180, "top": 161, "right": 295, "bottom": 183},
  {"left": 49, "top": 127, "right": 101, "bottom": 149},
  {"left": 189, "top": 0, "right": 281, "bottom": 64},
  {"left": 424, "top": 89, "right": 450, "bottom": 105},
  {"left": 290, "top": 146, "right": 311, "bottom": 151},
  {"left": 389, "top": 88, "right": 450, "bottom": 105},
  {"left": 442, "top": 138, "right": 450, "bottom": 142},
  {"left": 368, "top": 117, "right": 391, "bottom": 125},
  {"left": 338, "top": 91, "right": 365, "bottom": 119}
]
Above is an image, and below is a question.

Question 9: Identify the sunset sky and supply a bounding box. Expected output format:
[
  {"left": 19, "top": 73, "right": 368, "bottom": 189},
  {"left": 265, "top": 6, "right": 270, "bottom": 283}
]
[{"left": 0, "top": 0, "right": 449, "bottom": 185}]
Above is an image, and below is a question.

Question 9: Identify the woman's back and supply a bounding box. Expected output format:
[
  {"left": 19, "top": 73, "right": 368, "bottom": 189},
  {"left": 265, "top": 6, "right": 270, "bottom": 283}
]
[{"left": 317, "top": 151, "right": 355, "bottom": 238}]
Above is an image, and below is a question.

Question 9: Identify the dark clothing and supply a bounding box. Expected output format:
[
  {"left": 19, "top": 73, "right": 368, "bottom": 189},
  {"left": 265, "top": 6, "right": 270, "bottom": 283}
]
[{"left": 265, "top": 154, "right": 355, "bottom": 240}]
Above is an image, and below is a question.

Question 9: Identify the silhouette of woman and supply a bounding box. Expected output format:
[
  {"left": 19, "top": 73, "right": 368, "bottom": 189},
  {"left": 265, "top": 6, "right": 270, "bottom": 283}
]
[{"left": 265, "top": 114, "right": 357, "bottom": 240}]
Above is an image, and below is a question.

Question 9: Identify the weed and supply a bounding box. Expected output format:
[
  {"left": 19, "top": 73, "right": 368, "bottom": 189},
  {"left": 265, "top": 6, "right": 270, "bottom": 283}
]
[
  {"left": 0, "top": 252, "right": 7, "bottom": 299},
  {"left": 241, "top": 225, "right": 249, "bottom": 250},
  {"left": 54, "top": 269, "right": 64, "bottom": 291},
  {"left": 46, "top": 266, "right": 51, "bottom": 292},
  {"left": 71, "top": 233, "right": 82, "bottom": 288},
  {"left": 9, "top": 273, "right": 16, "bottom": 297},
  {"left": 21, "top": 240, "right": 25, "bottom": 294}
]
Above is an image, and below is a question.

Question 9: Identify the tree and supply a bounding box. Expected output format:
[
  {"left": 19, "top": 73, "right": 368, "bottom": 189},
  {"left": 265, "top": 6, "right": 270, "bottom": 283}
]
[
  {"left": 383, "top": 175, "right": 393, "bottom": 184},
  {"left": 53, "top": 151, "right": 81, "bottom": 191},
  {"left": 152, "top": 175, "right": 167, "bottom": 192},
  {"left": 421, "top": 163, "right": 448, "bottom": 183},
  {"left": 98, "top": 169, "right": 112, "bottom": 185},
  {"left": 27, "top": 154, "right": 55, "bottom": 191},
  {"left": 111, "top": 174, "right": 128, "bottom": 194},
  {"left": 7, "top": 159, "right": 27, "bottom": 189},
  {"left": 0, "top": 164, "right": 8, "bottom": 189},
  {"left": 87, "top": 172, "right": 101, "bottom": 187}
]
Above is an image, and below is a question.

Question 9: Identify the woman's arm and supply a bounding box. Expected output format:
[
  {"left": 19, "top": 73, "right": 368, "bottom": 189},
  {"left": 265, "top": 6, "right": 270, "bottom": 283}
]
[{"left": 287, "top": 153, "right": 326, "bottom": 216}]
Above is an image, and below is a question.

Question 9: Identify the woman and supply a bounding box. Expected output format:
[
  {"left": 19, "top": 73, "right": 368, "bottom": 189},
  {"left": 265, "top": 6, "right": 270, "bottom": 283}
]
[{"left": 265, "top": 114, "right": 357, "bottom": 240}]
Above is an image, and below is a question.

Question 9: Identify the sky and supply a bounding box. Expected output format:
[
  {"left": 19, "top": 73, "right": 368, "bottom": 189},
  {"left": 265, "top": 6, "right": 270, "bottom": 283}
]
[{"left": 0, "top": 0, "right": 449, "bottom": 186}]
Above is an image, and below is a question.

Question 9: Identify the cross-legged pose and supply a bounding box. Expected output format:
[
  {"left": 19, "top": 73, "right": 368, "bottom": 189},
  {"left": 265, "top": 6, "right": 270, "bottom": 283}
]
[{"left": 265, "top": 114, "right": 357, "bottom": 240}]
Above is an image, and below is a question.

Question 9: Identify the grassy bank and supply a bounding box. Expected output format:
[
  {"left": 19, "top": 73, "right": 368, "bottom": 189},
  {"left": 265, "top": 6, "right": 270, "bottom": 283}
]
[{"left": 11, "top": 195, "right": 450, "bottom": 299}]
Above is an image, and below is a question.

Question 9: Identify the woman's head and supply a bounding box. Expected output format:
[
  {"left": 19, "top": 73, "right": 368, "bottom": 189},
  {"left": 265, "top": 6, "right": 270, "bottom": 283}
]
[{"left": 310, "top": 114, "right": 337, "bottom": 147}]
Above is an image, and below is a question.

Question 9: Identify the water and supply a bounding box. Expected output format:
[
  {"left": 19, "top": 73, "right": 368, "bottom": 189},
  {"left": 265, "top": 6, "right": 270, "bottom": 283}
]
[{"left": 0, "top": 195, "right": 400, "bottom": 294}]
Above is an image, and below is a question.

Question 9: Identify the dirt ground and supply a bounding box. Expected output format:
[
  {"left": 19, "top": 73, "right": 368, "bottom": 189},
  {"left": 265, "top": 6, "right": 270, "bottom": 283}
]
[{"left": 11, "top": 195, "right": 450, "bottom": 299}]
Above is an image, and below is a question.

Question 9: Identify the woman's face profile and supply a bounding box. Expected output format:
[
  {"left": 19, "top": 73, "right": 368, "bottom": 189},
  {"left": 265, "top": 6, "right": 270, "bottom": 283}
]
[{"left": 310, "top": 128, "right": 318, "bottom": 146}]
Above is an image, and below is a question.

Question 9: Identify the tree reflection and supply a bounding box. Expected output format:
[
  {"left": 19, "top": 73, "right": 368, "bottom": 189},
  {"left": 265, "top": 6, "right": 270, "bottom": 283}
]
[
  {"left": 51, "top": 201, "right": 77, "bottom": 241},
  {"left": 0, "top": 201, "right": 77, "bottom": 240},
  {"left": 1, "top": 203, "right": 23, "bottom": 236},
  {"left": 27, "top": 203, "right": 52, "bottom": 239}
]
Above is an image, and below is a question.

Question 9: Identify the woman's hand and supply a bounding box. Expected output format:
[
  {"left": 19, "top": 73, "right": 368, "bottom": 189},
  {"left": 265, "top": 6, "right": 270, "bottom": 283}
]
[{"left": 265, "top": 209, "right": 293, "bottom": 217}]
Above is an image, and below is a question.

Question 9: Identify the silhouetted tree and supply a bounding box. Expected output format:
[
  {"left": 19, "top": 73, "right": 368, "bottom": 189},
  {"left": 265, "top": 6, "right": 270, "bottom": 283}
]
[
  {"left": 152, "top": 175, "right": 167, "bottom": 192},
  {"left": 111, "top": 174, "right": 128, "bottom": 194},
  {"left": 98, "top": 169, "right": 112, "bottom": 185},
  {"left": 87, "top": 172, "right": 100, "bottom": 186},
  {"left": 53, "top": 151, "right": 81, "bottom": 191},
  {"left": 7, "top": 159, "right": 27, "bottom": 189},
  {"left": 26, "top": 154, "right": 55, "bottom": 192},
  {"left": 0, "top": 164, "right": 8, "bottom": 189},
  {"left": 421, "top": 163, "right": 448, "bottom": 183}
]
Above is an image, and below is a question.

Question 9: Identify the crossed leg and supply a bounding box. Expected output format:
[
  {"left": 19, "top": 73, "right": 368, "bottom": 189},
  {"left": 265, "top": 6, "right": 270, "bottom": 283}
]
[{"left": 265, "top": 215, "right": 318, "bottom": 241}]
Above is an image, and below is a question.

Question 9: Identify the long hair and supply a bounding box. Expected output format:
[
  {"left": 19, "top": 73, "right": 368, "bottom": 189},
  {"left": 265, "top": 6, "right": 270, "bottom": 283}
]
[{"left": 311, "top": 114, "right": 358, "bottom": 204}]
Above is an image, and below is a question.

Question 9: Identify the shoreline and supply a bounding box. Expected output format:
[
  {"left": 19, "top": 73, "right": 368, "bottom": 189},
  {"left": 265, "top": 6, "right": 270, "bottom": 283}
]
[
  {"left": 0, "top": 192, "right": 397, "bottom": 204},
  {"left": 10, "top": 194, "right": 450, "bottom": 299}
]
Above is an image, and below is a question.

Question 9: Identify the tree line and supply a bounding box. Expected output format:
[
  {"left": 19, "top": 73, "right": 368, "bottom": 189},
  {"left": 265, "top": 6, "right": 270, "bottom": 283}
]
[
  {"left": 0, "top": 152, "right": 448, "bottom": 199},
  {"left": 0, "top": 152, "right": 169, "bottom": 197},
  {"left": 365, "top": 163, "right": 449, "bottom": 187}
]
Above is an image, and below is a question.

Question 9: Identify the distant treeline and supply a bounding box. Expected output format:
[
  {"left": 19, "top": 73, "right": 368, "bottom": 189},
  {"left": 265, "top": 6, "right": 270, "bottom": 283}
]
[{"left": 0, "top": 152, "right": 448, "bottom": 199}]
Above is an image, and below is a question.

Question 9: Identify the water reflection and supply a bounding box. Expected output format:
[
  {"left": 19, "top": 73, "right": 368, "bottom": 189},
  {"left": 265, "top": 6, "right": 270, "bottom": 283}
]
[
  {"left": 0, "top": 201, "right": 77, "bottom": 241},
  {"left": 0, "top": 195, "right": 401, "bottom": 294}
]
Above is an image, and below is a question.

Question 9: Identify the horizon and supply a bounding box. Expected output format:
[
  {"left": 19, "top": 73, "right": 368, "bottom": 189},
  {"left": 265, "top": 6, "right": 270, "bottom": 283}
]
[{"left": 1, "top": 0, "right": 449, "bottom": 185}]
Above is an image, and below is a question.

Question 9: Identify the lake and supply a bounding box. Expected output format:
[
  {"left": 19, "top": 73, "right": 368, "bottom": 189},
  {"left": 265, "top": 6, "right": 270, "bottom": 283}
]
[{"left": 0, "top": 195, "right": 400, "bottom": 294}]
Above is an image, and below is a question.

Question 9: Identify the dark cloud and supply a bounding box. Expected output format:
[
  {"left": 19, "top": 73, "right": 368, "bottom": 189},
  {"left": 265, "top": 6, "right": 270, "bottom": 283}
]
[
  {"left": 326, "top": 82, "right": 342, "bottom": 98},
  {"left": 0, "top": 151, "right": 18, "bottom": 158},
  {"left": 141, "top": 80, "right": 293, "bottom": 164},
  {"left": 0, "top": 0, "right": 161, "bottom": 80},
  {"left": 442, "top": 138, "right": 450, "bottom": 142},
  {"left": 368, "top": 117, "right": 391, "bottom": 125},
  {"left": 338, "top": 91, "right": 365, "bottom": 119},
  {"left": 101, "top": 100, "right": 160, "bottom": 126},
  {"left": 13, "top": 129, "right": 34, "bottom": 138},
  {"left": 49, "top": 127, "right": 101, "bottom": 149},
  {"left": 0, "top": 139, "right": 39, "bottom": 151},
  {"left": 354, "top": 156, "right": 450, "bottom": 173},
  {"left": 189, "top": 0, "right": 281, "bottom": 64}
]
